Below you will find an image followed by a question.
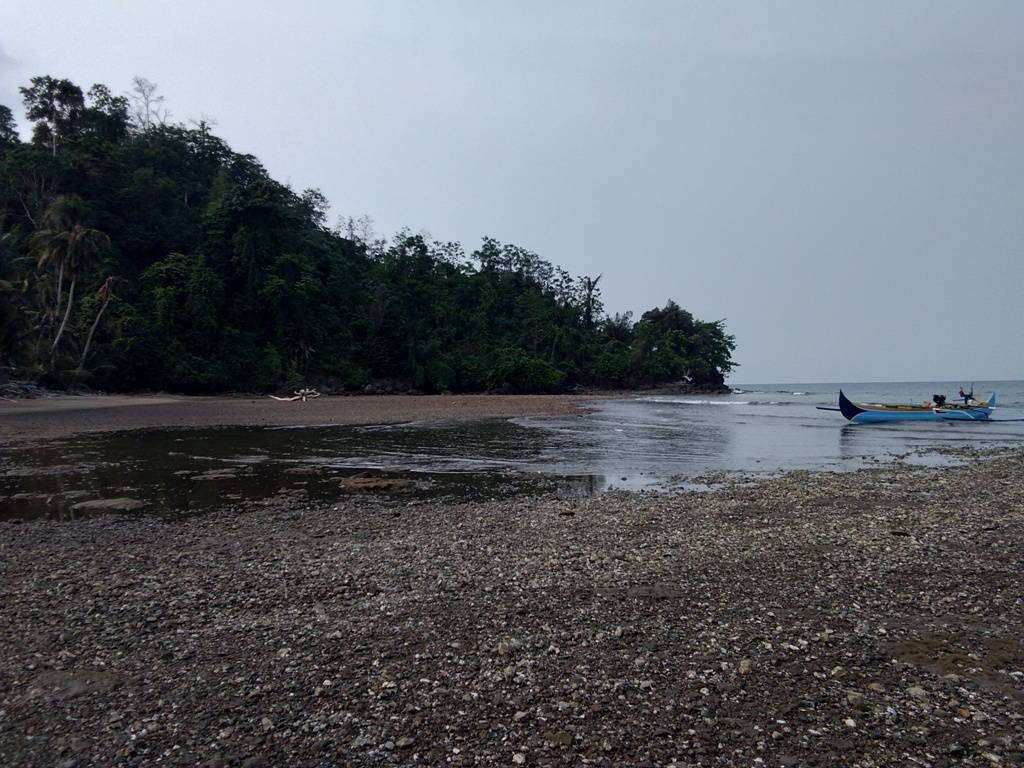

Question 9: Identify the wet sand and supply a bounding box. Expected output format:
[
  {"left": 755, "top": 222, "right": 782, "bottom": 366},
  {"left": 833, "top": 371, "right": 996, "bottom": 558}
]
[{"left": 0, "top": 392, "right": 610, "bottom": 443}]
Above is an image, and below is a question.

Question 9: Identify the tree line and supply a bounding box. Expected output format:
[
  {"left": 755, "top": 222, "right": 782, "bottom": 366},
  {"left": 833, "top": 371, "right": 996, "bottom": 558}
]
[{"left": 0, "top": 75, "right": 736, "bottom": 394}]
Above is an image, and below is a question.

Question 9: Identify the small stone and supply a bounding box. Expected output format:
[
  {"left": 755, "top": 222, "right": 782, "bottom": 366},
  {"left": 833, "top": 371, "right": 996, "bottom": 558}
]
[{"left": 70, "top": 497, "right": 146, "bottom": 511}]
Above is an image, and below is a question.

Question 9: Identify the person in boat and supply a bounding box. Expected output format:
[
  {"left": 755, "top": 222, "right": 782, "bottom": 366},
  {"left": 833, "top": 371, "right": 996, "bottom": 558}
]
[
  {"left": 959, "top": 386, "right": 973, "bottom": 404},
  {"left": 932, "top": 394, "right": 947, "bottom": 407}
]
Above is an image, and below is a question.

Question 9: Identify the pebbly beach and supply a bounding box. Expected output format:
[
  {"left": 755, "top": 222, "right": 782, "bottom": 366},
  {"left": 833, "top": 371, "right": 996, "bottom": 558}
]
[{"left": 1, "top": 393, "right": 1022, "bottom": 766}]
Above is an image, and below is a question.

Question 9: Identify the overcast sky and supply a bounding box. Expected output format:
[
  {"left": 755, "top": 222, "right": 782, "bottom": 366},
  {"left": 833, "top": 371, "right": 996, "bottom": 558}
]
[{"left": 2, "top": 2, "right": 1022, "bottom": 385}]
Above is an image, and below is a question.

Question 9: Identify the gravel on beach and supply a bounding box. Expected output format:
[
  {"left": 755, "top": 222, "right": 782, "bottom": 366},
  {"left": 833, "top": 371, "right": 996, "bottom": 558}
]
[{"left": 1, "top": 395, "right": 1023, "bottom": 766}]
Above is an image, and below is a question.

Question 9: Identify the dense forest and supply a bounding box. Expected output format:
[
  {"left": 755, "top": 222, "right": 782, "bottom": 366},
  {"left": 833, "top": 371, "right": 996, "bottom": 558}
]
[{"left": 0, "top": 76, "right": 736, "bottom": 395}]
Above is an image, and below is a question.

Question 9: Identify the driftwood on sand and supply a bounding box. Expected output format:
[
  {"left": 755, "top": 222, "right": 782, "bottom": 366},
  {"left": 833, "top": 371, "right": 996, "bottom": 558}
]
[{"left": 268, "top": 388, "right": 320, "bottom": 402}]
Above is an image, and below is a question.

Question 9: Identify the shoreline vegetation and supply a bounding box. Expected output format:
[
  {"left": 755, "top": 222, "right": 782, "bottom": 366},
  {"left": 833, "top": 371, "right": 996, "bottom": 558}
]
[
  {"left": 2, "top": 76, "right": 737, "bottom": 396},
  {"left": 2, "top": 395, "right": 1023, "bottom": 765}
]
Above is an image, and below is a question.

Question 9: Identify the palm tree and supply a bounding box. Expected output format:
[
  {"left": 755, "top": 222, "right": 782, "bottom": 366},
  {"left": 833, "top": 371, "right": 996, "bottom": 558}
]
[
  {"left": 29, "top": 195, "right": 109, "bottom": 356},
  {"left": 76, "top": 276, "right": 114, "bottom": 372}
]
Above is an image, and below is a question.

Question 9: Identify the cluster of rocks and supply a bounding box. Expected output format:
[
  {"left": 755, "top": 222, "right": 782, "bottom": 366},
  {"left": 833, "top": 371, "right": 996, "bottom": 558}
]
[
  {"left": 1, "top": 451, "right": 1022, "bottom": 766},
  {"left": 0, "top": 381, "right": 44, "bottom": 401}
]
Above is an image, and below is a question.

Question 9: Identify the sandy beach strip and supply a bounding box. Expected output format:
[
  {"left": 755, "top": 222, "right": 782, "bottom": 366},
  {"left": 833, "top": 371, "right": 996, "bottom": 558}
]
[{"left": 0, "top": 392, "right": 612, "bottom": 442}]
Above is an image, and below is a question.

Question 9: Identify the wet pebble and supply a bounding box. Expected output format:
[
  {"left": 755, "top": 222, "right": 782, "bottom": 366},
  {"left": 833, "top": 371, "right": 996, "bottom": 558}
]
[{"left": 1, "top": 451, "right": 1023, "bottom": 766}]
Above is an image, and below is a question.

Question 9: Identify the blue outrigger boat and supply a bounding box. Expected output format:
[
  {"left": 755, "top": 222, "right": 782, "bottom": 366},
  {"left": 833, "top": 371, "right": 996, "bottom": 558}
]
[{"left": 821, "top": 390, "right": 996, "bottom": 423}]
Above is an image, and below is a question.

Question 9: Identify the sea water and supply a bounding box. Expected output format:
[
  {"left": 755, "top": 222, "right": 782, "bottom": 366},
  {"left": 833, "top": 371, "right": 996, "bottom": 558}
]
[
  {"left": 515, "top": 380, "right": 1024, "bottom": 492},
  {"left": 2, "top": 381, "right": 1023, "bottom": 520}
]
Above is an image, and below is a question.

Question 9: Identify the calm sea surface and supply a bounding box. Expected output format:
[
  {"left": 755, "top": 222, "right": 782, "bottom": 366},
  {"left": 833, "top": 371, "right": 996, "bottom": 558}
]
[
  {"left": 532, "top": 380, "right": 1024, "bottom": 491},
  {"left": 3, "top": 380, "right": 1023, "bottom": 520}
]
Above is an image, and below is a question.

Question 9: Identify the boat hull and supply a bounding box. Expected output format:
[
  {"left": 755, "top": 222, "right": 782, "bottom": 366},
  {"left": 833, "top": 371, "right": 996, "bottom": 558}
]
[{"left": 837, "top": 390, "right": 994, "bottom": 424}]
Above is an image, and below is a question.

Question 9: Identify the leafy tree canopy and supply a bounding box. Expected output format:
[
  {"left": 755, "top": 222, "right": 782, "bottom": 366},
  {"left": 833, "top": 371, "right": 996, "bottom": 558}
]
[{"left": 0, "top": 75, "right": 737, "bottom": 393}]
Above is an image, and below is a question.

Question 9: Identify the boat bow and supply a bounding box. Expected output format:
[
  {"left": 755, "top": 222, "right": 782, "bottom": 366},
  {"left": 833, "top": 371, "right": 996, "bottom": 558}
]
[{"left": 838, "top": 390, "right": 866, "bottom": 421}]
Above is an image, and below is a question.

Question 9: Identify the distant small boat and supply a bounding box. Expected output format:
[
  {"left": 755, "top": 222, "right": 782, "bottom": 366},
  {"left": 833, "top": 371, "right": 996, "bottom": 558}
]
[{"left": 818, "top": 390, "right": 995, "bottom": 423}]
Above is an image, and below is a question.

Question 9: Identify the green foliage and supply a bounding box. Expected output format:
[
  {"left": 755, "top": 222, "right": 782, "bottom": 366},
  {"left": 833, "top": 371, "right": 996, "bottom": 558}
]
[
  {"left": 0, "top": 75, "right": 737, "bottom": 392},
  {"left": 0, "top": 105, "right": 18, "bottom": 153},
  {"left": 632, "top": 301, "right": 737, "bottom": 387},
  {"left": 129, "top": 252, "right": 227, "bottom": 390},
  {"left": 20, "top": 76, "right": 85, "bottom": 155},
  {"left": 487, "top": 346, "right": 565, "bottom": 393},
  {"left": 27, "top": 194, "right": 110, "bottom": 366}
]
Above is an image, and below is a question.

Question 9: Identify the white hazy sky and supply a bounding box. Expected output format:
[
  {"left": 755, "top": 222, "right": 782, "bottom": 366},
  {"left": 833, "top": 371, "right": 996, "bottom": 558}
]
[{"left": 2, "top": 2, "right": 1022, "bottom": 385}]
